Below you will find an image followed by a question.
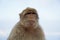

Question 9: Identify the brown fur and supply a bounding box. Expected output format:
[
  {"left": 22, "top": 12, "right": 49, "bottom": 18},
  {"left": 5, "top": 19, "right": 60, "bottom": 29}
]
[{"left": 7, "top": 7, "right": 45, "bottom": 40}]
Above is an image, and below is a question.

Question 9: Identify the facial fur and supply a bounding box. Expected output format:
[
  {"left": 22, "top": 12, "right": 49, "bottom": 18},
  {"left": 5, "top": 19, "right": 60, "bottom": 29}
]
[{"left": 19, "top": 7, "right": 39, "bottom": 28}]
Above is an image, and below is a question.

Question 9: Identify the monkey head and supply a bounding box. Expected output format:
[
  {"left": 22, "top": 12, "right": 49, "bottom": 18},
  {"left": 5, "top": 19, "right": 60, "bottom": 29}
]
[{"left": 19, "top": 7, "right": 39, "bottom": 28}]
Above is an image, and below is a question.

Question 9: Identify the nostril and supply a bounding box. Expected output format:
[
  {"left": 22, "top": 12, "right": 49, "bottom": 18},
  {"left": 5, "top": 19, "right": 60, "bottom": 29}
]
[{"left": 29, "top": 21, "right": 35, "bottom": 23}]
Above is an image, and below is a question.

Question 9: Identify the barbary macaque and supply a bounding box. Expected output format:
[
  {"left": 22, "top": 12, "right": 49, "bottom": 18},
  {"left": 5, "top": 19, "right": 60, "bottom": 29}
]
[{"left": 7, "top": 7, "right": 45, "bottom": 40}]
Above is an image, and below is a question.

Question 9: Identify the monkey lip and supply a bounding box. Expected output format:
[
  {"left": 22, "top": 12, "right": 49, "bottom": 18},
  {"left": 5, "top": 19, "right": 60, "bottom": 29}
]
[{"left": 27, "top": 20, "right": 35, "bottom": 25}]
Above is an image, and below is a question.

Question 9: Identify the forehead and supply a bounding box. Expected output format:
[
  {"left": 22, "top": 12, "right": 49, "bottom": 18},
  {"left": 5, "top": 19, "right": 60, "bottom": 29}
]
[{"left": 22, "top": 8, "right": 37, "bottom": 15}]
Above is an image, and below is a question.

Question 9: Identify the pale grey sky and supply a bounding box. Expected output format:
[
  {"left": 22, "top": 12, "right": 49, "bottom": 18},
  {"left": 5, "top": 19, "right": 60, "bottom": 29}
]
[{"left": 0, "top": 0, "right": 60, "bottom": 40}]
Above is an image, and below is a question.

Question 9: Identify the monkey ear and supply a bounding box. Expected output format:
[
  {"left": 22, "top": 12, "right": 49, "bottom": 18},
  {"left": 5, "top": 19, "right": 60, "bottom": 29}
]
[{"left": 19, "top": 13, "right": 22, "bottom": 19}]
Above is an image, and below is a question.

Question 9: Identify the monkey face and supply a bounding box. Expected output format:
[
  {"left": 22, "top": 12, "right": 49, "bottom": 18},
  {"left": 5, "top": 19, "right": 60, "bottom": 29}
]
[
  {"left": 24, "top": 11, "right": 38, "bottom": 25},
  {"left": 20, "top": 8, "right": 39, "bottom": 27}
]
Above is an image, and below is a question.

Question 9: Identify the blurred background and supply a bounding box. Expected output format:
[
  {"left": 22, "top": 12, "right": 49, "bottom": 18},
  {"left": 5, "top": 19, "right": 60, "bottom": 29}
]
[{"left": 0, "top": 0, "right": 60, "bottom": 40}]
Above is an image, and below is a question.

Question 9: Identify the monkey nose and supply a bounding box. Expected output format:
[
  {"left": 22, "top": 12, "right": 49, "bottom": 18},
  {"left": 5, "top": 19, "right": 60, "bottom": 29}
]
[
  {"left": 28, "top": 21, "right": 35, "bottom": 25},
  {"left": 29, "top": 14, "right": 35, "bottom": 19}
]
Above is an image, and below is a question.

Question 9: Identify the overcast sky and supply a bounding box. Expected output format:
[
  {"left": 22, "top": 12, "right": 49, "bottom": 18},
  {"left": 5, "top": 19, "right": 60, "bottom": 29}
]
[{"left": 0, "top": 0, "right": 60, "bottom": 40}]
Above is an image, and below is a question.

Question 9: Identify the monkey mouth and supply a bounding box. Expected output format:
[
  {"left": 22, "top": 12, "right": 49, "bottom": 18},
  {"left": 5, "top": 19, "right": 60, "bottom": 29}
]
[{"left": 26, "top": 20, "right": 35, "bottom": 26}]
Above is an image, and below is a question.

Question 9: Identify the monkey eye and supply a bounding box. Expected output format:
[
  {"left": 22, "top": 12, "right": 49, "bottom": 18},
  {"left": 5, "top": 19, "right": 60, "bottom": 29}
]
[
  {"left": 32, "top": 12, "right": 36, "bottom": 14},
  {"left": 25, "top": 12, "right": 36, "bottom": 16},
  {"left": 24, "top": 13, "right": 30, "bottom": 16},
  {"left": 27, "top": 13, "right": 31, "bottom": 14}
]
